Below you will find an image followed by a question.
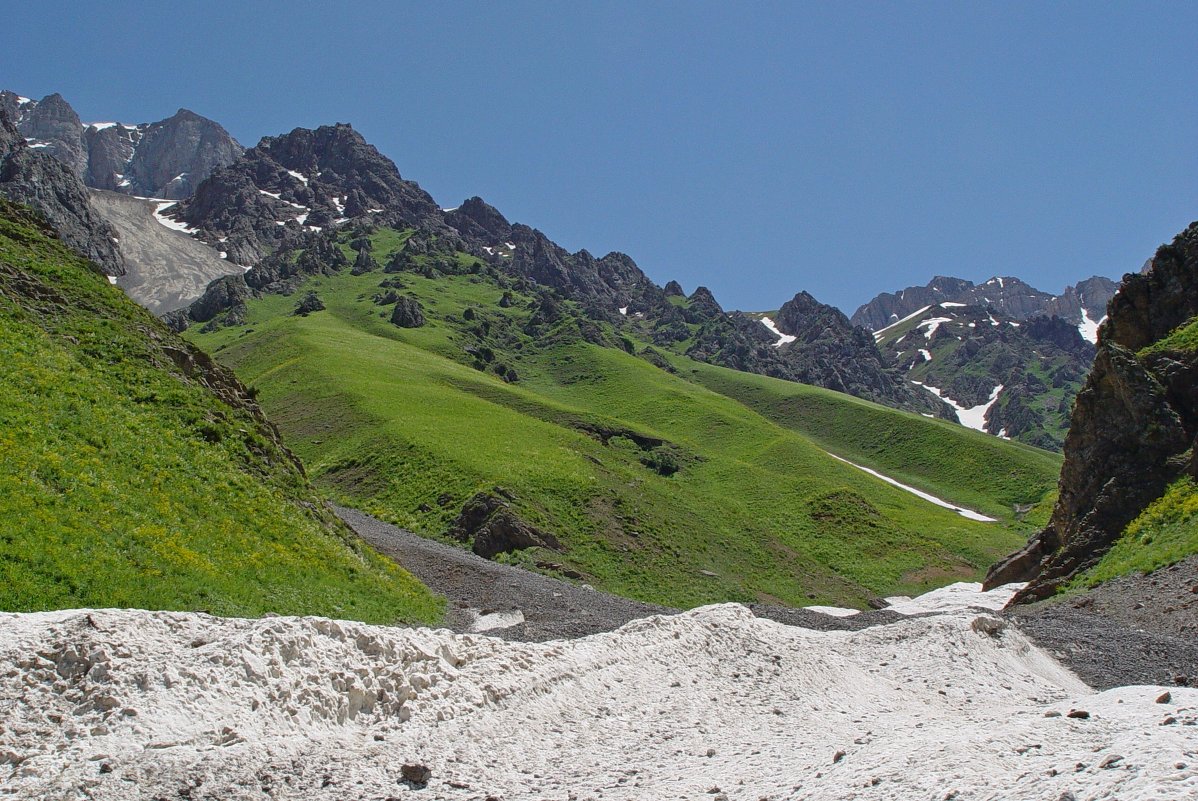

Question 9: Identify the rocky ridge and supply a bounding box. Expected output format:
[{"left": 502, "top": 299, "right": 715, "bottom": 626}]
[
  {"left": 0, "top": 91, "right": 242, "bottom": 200},
  {"left": 874, "top": 302, "right": 1097, "bottom": 449},
  {"left": 988, "top": 220, "right": 1198, "bottom": 599},
  {"left": 0, "top": 107, "right": 124, "bottom": 276},
  {"left": 851, "top": 274, "right": 1118, "bottom": 334}
]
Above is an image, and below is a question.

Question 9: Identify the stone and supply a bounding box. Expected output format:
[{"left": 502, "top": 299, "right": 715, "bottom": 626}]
[{"left": 390, "top": 296, "right": 425, "bottom": 328}]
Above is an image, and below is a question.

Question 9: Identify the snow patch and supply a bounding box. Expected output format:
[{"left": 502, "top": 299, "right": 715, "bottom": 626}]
[
  {"left": 86, "top": 121, "right": 118, "bottom": 131},
  {"left": 151, "top": 202, "right": 197, "bottom": 234},
  {"left": 873, "top": 305, "right": 932, "bottom": 340},
  {"left": 469, "top": 609, "right": 525, "bottom": 632},
  {"left": 918, "top": 382, "right": 1003, "bottom": 434},
  {"left": 258, "top": 189, "right": 282, "bottom": 199},
  {"left": 618, "top": 306, "right": 628, "bottom": 316},
  {"left": 441, "top": 206, "right": 459, "bottom": 213},
  {"left": 918, "top": 348, "right": 932, "bottom": 361},
  {"left": 940, "top": 301, "right": 967, "bottom": 308},
  {"left": 4, "top": 605, "right": 1182, "bottom": 799},
  {"left": 918, "top": 316, "right": 954, "bottom": 339},
  {"left": 1078, "top": 309, "right": 1105, "bottom": 344},
  {"left": 807, "top": 581, "right": 1023, "bottom": 618},
  {"left": 824, "top": 451, "right": 997, "bottom": 521},
  {"left": 760, "top": 316, "right": 796, "bottom": 347},
  {"left": 286, "top": 169, "right": 308, "bottom": 185},
  {"left": 106, "top": 275, "right": 118, "bottom": 285}
]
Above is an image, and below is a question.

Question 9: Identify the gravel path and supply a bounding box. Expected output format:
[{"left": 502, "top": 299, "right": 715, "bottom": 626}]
[{"left": 339, "top": 506, "right": 1198, "bottom": 689}]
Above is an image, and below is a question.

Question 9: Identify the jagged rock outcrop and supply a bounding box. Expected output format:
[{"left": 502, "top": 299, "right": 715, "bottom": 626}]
[
  {"left": 0, "top": 108, "right": 124, "bottom": 275},
  {"left": 448, "top": 490, "right": 562, "bottom": 559},
  {"left": 175, "top": 123, "right": 449, "bottom": 266},
  {"left": 1, "top": 91, "right": 242, "bottom": 199},
  {"left": 852, "top": 274, "right": 1118, "bottom": 334},
  {"left": 390, "top": 296, "right": 425, "bottom": 328},
  {"left": 990, "top": 221, "right": 1198, "bottom": 600}
]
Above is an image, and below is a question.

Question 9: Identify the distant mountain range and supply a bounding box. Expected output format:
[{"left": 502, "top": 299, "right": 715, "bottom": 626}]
[{"left": 0, "top": 88, "right": 1124, "bottom": 447}]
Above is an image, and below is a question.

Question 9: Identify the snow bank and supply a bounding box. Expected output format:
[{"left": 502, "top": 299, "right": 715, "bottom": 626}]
[
  {"left": 873, "top": 305, "right": 931, "bottom": 340},
  {"left": 916, "top": 381, "right": 1003, "bottom": 434},
  {"left": 1079, "top": 309, "right": 1105, "bottom": 345},
  {"left": 825, "top": 451, "right": 997, "bottom": 521},
  {"left": 760, "top": 316, "right": 796, "bottom": 347},
  {"left": 1, "top": 606, "right": 1192, "bottom": 800}
]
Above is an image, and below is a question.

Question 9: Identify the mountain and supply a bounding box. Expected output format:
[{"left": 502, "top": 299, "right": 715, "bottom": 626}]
[
  {"left": 987, "top": 219, "right": 1198, "bottom": 601},
  {"left": 0, "top": 196, "right": 439, "bottom": 622},
  {"left": 0, "top": 107, "right": 124, "bottom": 276},
  {"left": 148, "top": 121, "right": 1064, "bottom": 608},
  {"left": 0, "top": 91, "right": 243, "bottom": 199},
  {"left": 851, "top": 274, "right": 1118, "bottom": 340},
  {"left": 872, "top": 302, "right": 1096, "bottom": 449}
]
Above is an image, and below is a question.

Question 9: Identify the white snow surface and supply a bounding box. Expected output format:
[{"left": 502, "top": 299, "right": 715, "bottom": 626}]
[
  {"left": 806, "top": 581, "right": 1022, "bottom": 618},
  {"left": 86, "top": 121, "right": 118, "bottom": 131},
  {"left": 825, "top": 452, "right": 997, "bottom": 521},
  {"left": 918, "top": 316, "right": 954, "bottom": 339},
  {"left": 940, "top": 301, "right": 967, "bottom": 308},
  {"left": 872, "top": 304, "right": 931, "bottom": 340},
  {"left": 1, "top": 606, "right": 1193, "bottom": 800},
  {"left": 106, "top": 275, "right": 118, "bottom": 285},
  {"left": 1079, "top": 309, "right": 1106, "bottom": 345},
  {"left": 151, "top": 201, "right": 197, "bottom": 234},
  {"left": 759, "top": 315, "right": 797, "bottom": 347},
  {"left": 917, "top": 381, "right": 1003, "bottom": 434},
  {"left": 618, "top": 306, "right": 628, "bottom": 315},
  {"left": 918, "top": 348, "right": 932, "bottom": 361},
  {"left": 286, "top": 169, "right": 309, "bottom": 185}
]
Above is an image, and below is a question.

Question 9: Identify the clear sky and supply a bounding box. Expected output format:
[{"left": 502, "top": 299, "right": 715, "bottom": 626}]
[{"left": 5, "top": 2, "right": 1197, "bottom": 315}]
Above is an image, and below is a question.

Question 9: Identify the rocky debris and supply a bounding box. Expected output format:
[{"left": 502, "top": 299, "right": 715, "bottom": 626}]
[
  {"left": 351, "top": 245, "right": 377, "bottom": 275},
  {"left": 444, "top": 195, "right": 513, "bottom": 243},
  {"left": 293, "top": 290, "right": 325, "bottom": 316},
  {"left": 401, "top": 763, "right": 432, "bottom": 787},
  {"left": 0, "top": 107, "right": 124, "bottom": 276},
  {"left": 448, "top": 490, "right": 562, "bottom": 559},
  {"left": 390, "top": 296, "right": 425, "bottom": 328},
  {"left": 852, "top": 274, "right": 1117, "bottom": 332},
  {"left": 991, "top": 222, "right": 1198, "bottom": 601}
]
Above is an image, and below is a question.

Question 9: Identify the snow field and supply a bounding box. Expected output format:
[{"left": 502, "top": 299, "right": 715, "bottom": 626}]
[{"left": 2, "top": 605, "right": 1194, "bottom": 800}]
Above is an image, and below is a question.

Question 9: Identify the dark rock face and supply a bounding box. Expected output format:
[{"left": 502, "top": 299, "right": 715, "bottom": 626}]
[
  {"left": 852, "top": 274, "right": 1118, "bottom": 332},
  {"left": 0, "top": 109, "right": 124, "bottom": 275},
  {"left": 663, "top": 279, "right": 685, "bottom": 297},
  {"left": 390, "top": 296, "right": 425, "bottom": 328},
  {"left": 444, "top": 196, "right": 512, "bottom": 242},
  {"left": 124, "top": 109, "right": 243, "bottom": 199},
  {"left": 448, "top": 490, "right": 562, "bottom": 559},
  {"left": 992, "top": 221, "right": 1198, "bottom": 601},
  {"left": 2, "top": 91, "right": 242, "bottom": 200},
  {"left": 293, "top": 290, "right": 325, "bottom": 316}
]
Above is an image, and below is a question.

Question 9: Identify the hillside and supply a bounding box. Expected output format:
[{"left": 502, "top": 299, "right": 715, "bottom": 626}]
[
  {"left": 0, "top": 198, "right": 440, "bottom": 623},
  {"left": 181, "top": 216, "right": 1061, "bottom": 609}
]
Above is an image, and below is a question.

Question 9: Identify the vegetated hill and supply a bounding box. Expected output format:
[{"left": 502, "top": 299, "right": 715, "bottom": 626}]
[
  {"left": 0, "top": 198, "right": 440, "bottom": 623},
  {"left": 0, "top": 90, "right": 242, "bottom": 199},
  {"left": 155, "top": 120, "right": 948, "bottom": 420},
  {"left": 851, "top": 274, "right": 1118, "bottom": 335},
  {"left": 872, "top": 303, "right": 1096, "bottom": 450},
  {"left": 988, "top": 219, "right": 1198, "bottom": 602},
  {"left": 180, "top": 214, "right": 1062, "bottom": 610}
]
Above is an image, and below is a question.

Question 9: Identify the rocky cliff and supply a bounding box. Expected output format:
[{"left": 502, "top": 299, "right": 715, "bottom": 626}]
[
  {"left": 988, "top": 220, "right": 1198, "bottom": 599},
  {"left": 0, "top": 91, "right": 242, "bottom": 199},
  {"left": 0, "top": 108, "right": 124, "bottom": 275}
]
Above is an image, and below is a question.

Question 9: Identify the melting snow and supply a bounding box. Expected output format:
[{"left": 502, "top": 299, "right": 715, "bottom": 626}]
[
  {"left": 824, "top": 451, "right": 997, "bottom": 521},
  {"left": 295, "top": 213, "right": 309, "bottom": 225},
  {"left": 806, "top": 581, "right": 1022, "bottom": 618},
  {"left": 106, "top": 275, "right": 117, "bottom": 285},
  {"left": 332, "top": 196, "right": 346, "bottom": 213},
  {"left": 258, "top": 189, "right": 282, "bottom": 200},
  {"left": 151, "top": 202, "right": 197, "bottom": 234},
  {"left": 940, "top": 301, "right": 967, "bottom": 308},
  {"left": 918, "top": 348, "right": 932, "bottom": 361},
  {"left": 4, "top": 603, "right": 1184, "bottom": 799},
  {"left": 618, "top": 307, "right": 628, "bottom": 316},
  {"left": 1078, "top": 309, "right": 1105, "bottom": 344},
  {"left": 760, "top": 316, "right": 797, "bottom": 347},
  {"left": 873, "top": 305, "right": 932, "bottom": 340},
  {"left": 86, "top": 121, "right": 118, "bottom": 131},
  {"left": 1008, "top": 320, "right": 1021, "bottom": 328},
  {"left": 917, "top": 382, "right": 1003, "bottom": 434},
  {"left": 15, "top": 95, "right": 32, "bottom": 105},
  {"left": 442, "top": 206, "right": 459, "bottom": 212},
  {"left": 919, "top": 316, "right": 954, "bottom": 339},
  {"left": 286, "top": 169, "right": 309, "bottom": 185}
]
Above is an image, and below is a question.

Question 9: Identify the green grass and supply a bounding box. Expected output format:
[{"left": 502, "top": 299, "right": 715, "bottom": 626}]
[
  {"left": 1141, "top": 316, "right": 1198, "bottom": 356},
  {"left": 0, "top": 202, "right": 441, "bottom": 623},
  {"left": 1070, "top": 477, "right": 1198, "bottom": 587},
  {"left": 185, "top": 227, "right": 1064, "bottom": 609}
]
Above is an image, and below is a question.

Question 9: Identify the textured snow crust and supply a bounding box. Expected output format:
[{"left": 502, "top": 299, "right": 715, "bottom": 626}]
[{"left": 1, "top": 605, "right": 1195, "bottom": 800}]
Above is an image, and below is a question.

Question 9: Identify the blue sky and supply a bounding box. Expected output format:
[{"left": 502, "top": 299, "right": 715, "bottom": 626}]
[{"left": 4, "top": 2, "right": 1197, "bottom": 315}]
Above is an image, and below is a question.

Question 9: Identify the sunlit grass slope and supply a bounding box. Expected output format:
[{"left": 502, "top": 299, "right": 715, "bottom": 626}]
[
  {"left": 188, "top": 226, "right": 1062, "bottom": 608},
  {"left": 0, "top": 202, "right": 441, "bottom": 623}
]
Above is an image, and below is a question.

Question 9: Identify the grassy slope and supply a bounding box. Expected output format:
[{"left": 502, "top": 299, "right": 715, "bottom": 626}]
[
  {"left": 187, "top": 227, "right": 1062, "bottom": 609},
  {"left": 0, "top": 203, "right": 441, "bottom": 623}
]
